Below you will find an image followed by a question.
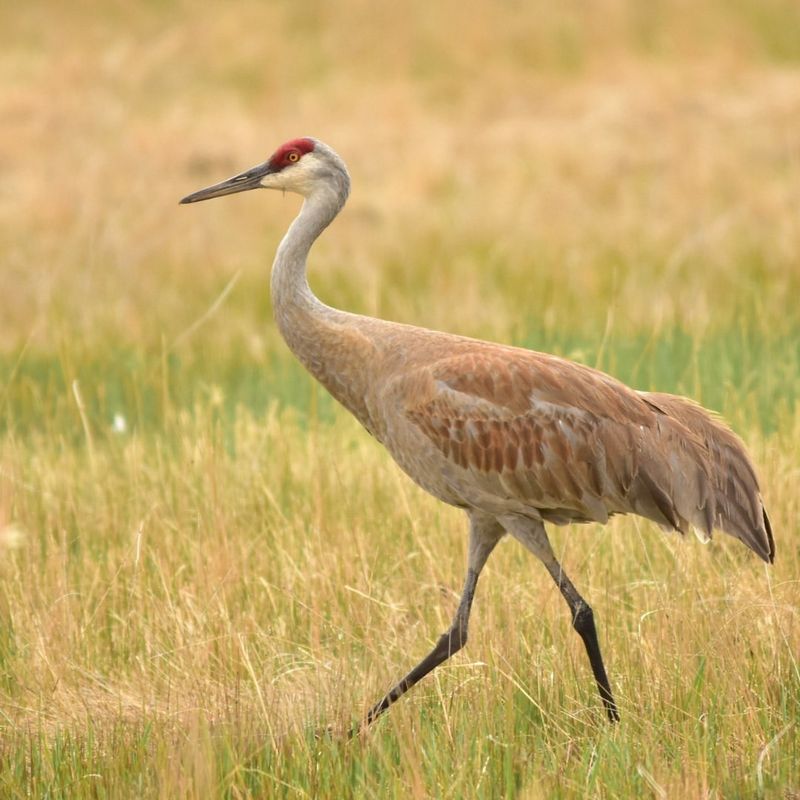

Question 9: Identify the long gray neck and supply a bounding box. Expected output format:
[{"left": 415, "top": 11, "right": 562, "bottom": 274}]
[
  {"left": 270, "top": 175, "right": 378, "bottom": 431},
  {"left": 270, "top": 178, "right": 347, "bottom": 324}
]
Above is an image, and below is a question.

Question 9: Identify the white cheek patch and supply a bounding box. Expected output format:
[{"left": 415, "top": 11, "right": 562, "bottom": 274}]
[
  {"left": 262, "top": 155, "right": 319, "bottom": 196},
  {"left": 289, "top": 156, "right": 321, "bottom": 194}
]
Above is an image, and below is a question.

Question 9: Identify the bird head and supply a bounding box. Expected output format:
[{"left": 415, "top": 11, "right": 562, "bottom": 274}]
[{"left": 180, "top": 137, "right": 349, "bottom": 204}]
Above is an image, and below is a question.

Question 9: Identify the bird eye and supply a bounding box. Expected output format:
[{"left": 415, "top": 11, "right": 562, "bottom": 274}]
[{"left": 287, "top": 152, "right": 300, "bottom": 162}]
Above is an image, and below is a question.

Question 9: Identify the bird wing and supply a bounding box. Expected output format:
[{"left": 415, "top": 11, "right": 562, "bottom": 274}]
[
  {"left": 640, "top": 392, "right": 774, "bottom": 562},
  {"left": 398, "top": 347, "right": 771, "bottom": 561}
]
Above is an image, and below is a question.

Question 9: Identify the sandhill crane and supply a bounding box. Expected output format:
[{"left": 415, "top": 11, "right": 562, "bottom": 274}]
[{"left": 181, "top": 137, "right": 774, "bottom": 726}]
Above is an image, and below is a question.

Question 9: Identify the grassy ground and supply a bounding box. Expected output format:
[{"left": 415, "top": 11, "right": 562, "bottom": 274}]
[{"left": 1, "top": 1, "right": 799, "bottom": 797}]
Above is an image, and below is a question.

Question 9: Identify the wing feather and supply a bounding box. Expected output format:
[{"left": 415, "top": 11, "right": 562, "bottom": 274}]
[
  {"left": 641, "top": 392, "right": 774, "bottom": 562},
  {"left": 396, "top": 348, "right": 772, "bottom": 562}
]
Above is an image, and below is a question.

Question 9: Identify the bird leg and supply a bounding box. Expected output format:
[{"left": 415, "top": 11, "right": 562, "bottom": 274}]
[
  {"left": 501, "top": 516, "right": 620, "bottom": 722},
  {"left": 357, "top": 513, "right": 504, "bottom": 732},
  {"left": 545, "top": 561, "right": 619, "bottom": 722}
]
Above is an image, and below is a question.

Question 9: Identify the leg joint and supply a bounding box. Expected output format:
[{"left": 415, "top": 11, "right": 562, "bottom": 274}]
[
  {"left": 572, "top": 600, "right": 594, "bottom": 636},
  {"left": 439, "top": 621, "right": 468, "bottom": 656}
]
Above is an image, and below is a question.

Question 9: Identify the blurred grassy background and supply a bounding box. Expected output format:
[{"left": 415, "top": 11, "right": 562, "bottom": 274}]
[{"left": 1, "top": 0, "right": 799, "bottom": 797}]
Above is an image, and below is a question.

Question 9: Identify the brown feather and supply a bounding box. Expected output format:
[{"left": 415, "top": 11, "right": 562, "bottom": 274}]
[
  {"left": 640, "top": 392, "right": 774, "bottom": 562},
  {"left": 392, "top": 344, "right": 773, "bottom": 562}
]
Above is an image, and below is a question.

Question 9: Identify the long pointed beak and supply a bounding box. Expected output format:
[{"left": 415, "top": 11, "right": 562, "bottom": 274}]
[{"left": 180, "top": 161, "right": 274, "bottom": 204}]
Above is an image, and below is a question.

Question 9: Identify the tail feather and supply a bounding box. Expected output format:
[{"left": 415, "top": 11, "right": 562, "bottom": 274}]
[
  {"left": 641, "top": 392, "right": 774, "bottom": 563},
  {"left": 762, "top": 506, "right": 776, "bottom": 564}
]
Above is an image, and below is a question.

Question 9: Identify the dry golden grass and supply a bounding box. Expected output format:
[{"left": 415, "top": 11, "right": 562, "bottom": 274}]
[
  {"left": 1, "top": 1, "right": 799, "bottom": 797},
  {"left": 2, "top": 0, "right": 799, "bottom": 347}
]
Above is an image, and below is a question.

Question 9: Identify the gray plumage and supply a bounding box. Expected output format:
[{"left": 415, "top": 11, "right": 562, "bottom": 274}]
[{"left": 181, "top": 137, "right": 774, "bottom": 727}]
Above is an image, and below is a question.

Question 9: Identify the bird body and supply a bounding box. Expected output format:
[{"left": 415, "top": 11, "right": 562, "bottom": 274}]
[
  {"left": 295, "top": 309, "right": 772, "bottom": 559},
  {"left": 181, "top": 137, "right": 774, "bottom": 725}
]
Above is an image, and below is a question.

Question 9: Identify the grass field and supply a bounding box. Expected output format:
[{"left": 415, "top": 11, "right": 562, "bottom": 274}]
[{"left": 1, "top": 1, "right": 799, "bottom": 797}]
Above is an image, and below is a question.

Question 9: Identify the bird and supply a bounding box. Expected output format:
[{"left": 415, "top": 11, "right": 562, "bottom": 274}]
[{"left": 181, "top": 137, "right": 774, "bottom": 727}]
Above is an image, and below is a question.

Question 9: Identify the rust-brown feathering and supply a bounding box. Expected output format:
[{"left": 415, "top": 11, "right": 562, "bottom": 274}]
[{"left": 393, "top": 345, "right": 772, "bottom": 562}]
